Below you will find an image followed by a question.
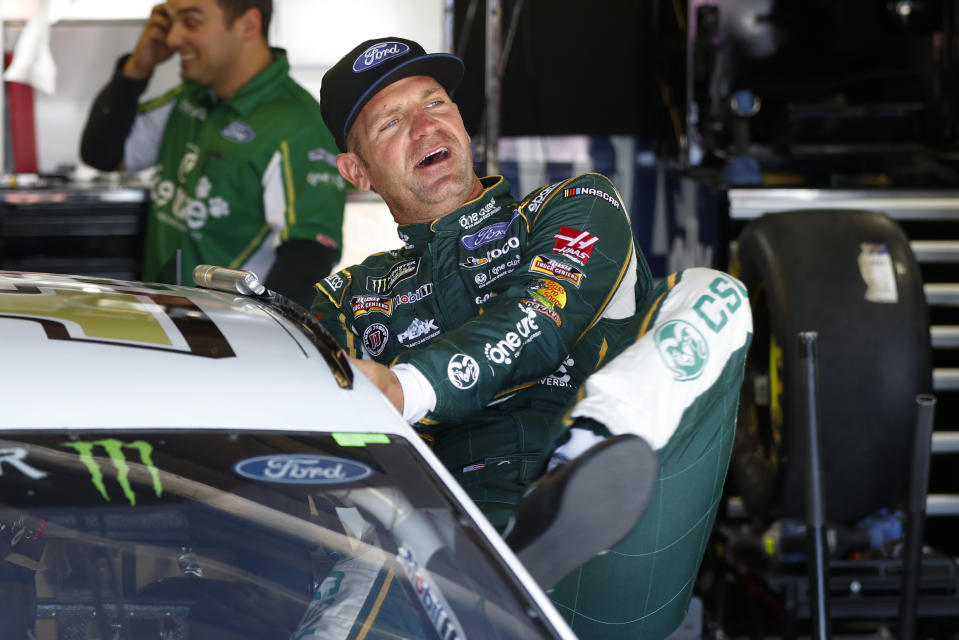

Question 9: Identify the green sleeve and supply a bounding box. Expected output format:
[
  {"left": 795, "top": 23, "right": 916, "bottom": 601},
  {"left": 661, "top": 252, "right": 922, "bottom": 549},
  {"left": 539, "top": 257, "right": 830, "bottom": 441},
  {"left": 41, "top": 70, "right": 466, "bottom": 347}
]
[{"left": 395, "top": 173, "right": 649, "bottom": 421}]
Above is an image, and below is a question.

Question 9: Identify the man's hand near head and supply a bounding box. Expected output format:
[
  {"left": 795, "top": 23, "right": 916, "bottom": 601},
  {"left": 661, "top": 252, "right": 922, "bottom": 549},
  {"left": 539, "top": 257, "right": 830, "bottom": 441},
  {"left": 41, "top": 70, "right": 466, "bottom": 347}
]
[{"left": 124, "top": 3, "right": 175, "bottom": 79}]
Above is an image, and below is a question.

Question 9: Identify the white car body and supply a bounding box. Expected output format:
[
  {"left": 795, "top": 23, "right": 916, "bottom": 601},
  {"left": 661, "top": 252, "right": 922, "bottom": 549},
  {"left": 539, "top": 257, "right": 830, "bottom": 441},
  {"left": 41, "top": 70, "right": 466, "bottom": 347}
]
[{"left": 0, "top": 270, "right": 576, "bottom": 640}]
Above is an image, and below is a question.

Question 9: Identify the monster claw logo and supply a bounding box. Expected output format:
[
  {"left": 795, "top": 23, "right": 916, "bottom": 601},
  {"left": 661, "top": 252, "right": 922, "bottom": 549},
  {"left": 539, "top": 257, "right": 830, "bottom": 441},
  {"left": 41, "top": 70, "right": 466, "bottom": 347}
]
[
  {"left": 654, "top": 320, "right": 709, "bottom": 381},
  {"left": 62, "top": 439, "right": 163, "bottom": 506}
]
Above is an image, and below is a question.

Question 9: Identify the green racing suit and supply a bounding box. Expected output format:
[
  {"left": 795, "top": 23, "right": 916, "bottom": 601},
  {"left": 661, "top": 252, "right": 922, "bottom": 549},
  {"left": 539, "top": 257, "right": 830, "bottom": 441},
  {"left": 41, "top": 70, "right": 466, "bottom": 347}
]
[
  {"left": 313, "top": 173, "right": 652, "bottom": 525},
  {"left": 311, "top": 174, "right": 752, "bottom": 639}
]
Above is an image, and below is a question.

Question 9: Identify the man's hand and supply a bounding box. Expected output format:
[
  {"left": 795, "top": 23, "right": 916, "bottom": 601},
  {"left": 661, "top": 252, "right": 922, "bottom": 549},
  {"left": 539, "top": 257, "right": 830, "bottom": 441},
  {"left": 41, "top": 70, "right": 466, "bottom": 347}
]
[
  {"left": 350, "top": 357, "right": 404, "bottom": 414},
  {"left": 123, "top": 3, "right": 174, "bottom": 80}
]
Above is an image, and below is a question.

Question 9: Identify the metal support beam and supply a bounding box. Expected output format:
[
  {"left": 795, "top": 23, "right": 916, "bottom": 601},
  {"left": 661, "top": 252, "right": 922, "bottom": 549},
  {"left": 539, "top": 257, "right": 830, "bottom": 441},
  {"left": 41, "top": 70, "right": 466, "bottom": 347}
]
[{"left": 484, "top": 0, "right": 501, "bottom": 176}]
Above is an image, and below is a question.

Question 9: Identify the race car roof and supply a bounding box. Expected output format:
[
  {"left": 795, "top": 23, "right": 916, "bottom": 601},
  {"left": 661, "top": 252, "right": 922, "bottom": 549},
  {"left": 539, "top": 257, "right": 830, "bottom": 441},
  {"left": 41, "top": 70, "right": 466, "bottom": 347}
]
[{"left": 0, "top": 271, "right": 403, "bottom": 432}]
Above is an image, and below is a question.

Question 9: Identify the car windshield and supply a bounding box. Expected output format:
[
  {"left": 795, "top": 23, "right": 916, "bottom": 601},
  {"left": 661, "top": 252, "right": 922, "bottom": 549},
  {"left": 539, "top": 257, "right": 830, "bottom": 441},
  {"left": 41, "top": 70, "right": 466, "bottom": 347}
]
[{"left": 0, "top": 432, "right": 556, "bottom": 640}]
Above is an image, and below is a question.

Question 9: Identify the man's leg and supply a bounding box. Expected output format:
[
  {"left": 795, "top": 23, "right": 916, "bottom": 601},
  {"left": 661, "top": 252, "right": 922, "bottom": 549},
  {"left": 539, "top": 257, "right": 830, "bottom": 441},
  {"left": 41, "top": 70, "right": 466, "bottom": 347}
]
[{"left": 535, "top": 268, "right": 752, "bottom": 638}]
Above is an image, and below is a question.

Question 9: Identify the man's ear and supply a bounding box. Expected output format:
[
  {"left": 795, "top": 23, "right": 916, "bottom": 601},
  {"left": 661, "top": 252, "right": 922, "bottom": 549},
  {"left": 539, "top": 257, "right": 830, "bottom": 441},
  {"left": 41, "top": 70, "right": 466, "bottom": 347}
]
[
  {"left": 336, "top": 152, "right": 371, "bottom": 192},
  {"left": 237, "top": 7, "right": 263, "bottom": 41}
]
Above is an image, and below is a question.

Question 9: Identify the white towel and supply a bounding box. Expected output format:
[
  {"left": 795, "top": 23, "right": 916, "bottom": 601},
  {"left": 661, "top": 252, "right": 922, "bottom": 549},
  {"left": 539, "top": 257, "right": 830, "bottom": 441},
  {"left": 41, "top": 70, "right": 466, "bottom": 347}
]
[{"left": 4, "top": 0, "right": 77, "bottom": 95}]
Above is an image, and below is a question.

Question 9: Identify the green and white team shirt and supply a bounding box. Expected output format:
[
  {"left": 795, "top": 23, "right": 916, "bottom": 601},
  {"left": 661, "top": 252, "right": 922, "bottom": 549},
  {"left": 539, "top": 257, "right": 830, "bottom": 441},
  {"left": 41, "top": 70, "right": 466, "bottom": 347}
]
[{"left": 125, "top": 48, "right": 346, "bottom": 283}]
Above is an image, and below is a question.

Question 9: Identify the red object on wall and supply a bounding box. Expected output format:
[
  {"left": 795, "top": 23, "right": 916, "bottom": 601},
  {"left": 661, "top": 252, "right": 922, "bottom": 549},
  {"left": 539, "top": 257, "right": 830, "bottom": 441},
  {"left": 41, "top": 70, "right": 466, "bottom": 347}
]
[{"left": 4, "top": 51, "right": 39, "bottom": 174}]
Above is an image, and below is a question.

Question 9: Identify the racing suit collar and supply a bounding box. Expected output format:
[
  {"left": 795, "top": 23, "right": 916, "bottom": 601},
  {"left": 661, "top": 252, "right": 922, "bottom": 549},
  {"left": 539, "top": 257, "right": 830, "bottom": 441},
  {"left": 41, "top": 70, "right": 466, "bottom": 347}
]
[{"left": 394, "top": 176, "right": 512, "bottom": 253}]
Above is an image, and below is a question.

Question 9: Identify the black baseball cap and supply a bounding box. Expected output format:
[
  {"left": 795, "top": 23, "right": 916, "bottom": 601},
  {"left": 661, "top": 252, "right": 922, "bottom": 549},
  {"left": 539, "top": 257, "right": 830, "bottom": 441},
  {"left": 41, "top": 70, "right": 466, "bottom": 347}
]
[{"left": 320, "top": 37, "right": 465, "bottom": 152}]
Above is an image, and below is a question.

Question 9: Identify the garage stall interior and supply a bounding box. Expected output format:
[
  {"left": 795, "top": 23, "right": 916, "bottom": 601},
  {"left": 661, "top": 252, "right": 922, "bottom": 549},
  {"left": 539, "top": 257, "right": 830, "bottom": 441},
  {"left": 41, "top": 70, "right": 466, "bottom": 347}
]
[{"left": 3, "top": 0, "right": 959, "bottom": 637}]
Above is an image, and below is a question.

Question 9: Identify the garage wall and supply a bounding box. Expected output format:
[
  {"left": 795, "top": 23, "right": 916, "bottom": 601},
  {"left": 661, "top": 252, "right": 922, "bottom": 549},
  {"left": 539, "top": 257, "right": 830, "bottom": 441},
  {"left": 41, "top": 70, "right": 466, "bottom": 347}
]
[
  {"left": 2, "top": 0, "right": 446, "bottom": 174},
  {"left": 3, "top": 0, "right": 443, "bottom": 268}
]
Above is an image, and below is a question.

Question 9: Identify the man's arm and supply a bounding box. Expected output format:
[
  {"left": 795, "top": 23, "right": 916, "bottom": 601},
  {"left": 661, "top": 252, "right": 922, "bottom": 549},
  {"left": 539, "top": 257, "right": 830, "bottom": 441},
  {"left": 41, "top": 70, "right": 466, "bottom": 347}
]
[
  {"left": 79, "top": 55, "right": 151, "bottom": 171},
  {"left": 393, "top": 173, "right": 651, "bottom": 421},
  {"left": 265, "top": 239, "right": 339, "bottom": 309},
  {"left": 80, "top": 3, "right": 174, "bottom": 171},
  {"left": 262, "top": 121, "right": 347, "bottom": 308}
]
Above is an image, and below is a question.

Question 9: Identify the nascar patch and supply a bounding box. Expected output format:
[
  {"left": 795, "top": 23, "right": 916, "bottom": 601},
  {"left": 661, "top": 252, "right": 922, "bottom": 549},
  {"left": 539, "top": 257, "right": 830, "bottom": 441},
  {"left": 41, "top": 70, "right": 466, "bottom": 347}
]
[
  {"left": 529, "top": 255, "right": 584, "bottom": 286},
  {"left": 552, "top": 226, "right": 598, "bottom": 265},
  {"left": 562, "top": 186, "right": 620, "bottom": 209}
]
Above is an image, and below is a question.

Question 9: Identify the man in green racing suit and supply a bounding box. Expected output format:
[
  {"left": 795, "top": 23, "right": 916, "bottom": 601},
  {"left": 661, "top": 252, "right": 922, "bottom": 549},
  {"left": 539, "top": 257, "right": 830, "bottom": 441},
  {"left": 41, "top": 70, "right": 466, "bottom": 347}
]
[{"left": 305, "top": 37, "right": 752, "bottom": 639}]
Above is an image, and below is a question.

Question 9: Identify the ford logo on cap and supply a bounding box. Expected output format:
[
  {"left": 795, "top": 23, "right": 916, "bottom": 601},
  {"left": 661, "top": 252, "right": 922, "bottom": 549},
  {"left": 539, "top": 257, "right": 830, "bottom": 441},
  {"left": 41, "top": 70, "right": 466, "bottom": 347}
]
[
  {"left": 234, "top": 454, "right": 373, "bottom": 484},
  {"left": 353, "top": 41, "right": 411, "bottom": 72}
]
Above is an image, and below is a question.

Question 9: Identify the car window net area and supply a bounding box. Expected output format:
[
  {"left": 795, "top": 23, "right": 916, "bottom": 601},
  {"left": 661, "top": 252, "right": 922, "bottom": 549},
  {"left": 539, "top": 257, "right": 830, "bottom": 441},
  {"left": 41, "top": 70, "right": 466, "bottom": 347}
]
[{"left": 0, "top": 434, "right": 555, "bottom": 640}]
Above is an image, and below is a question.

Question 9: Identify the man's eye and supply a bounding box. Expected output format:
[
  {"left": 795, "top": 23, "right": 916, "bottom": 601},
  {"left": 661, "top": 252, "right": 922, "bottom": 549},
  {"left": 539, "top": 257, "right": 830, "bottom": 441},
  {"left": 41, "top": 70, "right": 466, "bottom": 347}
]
[
  {"left": 381, "top": 118, "right": 399, "bottom": 131},
  {"left": 426, "top": 100, "right": 443, "bottom": 108}
]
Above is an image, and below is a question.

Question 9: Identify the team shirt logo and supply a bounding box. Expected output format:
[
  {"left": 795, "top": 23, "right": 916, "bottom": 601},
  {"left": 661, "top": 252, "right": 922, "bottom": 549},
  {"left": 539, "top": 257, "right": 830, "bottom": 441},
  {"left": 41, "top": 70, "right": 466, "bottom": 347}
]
[
  {"left": 552, "top": 226, "right": 599, "bottom": 264},
  {"left": 363, "top": 323, "right": 389, "bottom": 356},
  {"left": 323, "top": 273, "right": 345, "bottom": 291},
  {"left": 540, "top": 357, "right": 575, "bottom": 388},
  {"left": 220, "top": 121, "right": 255, "bottom": 143},
  {"left": 459, "top": 210, "right": 519, "bottom": 250},
  {"left": 529, "top": 279, "right": 567, "bottom": 309},
  {"left": 458, "top": 198, "right": 500, "bottom": 229},
  {"left": 483, "top": 311, "right": 541, "bottom": 365},
  {"left": 366, "top": 259, "right": 419, "bottom": 295},
  {"left": 447, "top": 354, "right": 480, "bottom": 389},
  {"left": 460, "top": 256, "right": 491, "bottom": 269},
  {"left": 562, "top": 186, "right": 621, "bottom": 209},
  {"left": 520, "top": 299, "right": 561, "bottom": 327},
  {"left": 393, "top": 283, "right": 434, "bottom": 306},
  {"left": 397, "top": 317, "right": 440, "bottom": 347},
  {"left": 525, "top": 182, "right": 560, "bottom": 213},
  {"left": 307, "top": 147, "right": 339, "bottom": 167},
  {"left": 351, "top": 295, "right": 393, "bottom": 317},
  {"left": 654, "top": 319, "right": 709, "bottom": 381},
  {"left": 529, "top": 255, "right": 584, "bottom": 287}
]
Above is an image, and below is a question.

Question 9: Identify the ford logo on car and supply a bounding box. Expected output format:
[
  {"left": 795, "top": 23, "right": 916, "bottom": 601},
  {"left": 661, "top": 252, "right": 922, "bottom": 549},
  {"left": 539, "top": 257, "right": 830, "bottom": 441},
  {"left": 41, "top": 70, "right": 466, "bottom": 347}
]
[{"left": 234, "top": 454, "right": 373, "bottom": 484}]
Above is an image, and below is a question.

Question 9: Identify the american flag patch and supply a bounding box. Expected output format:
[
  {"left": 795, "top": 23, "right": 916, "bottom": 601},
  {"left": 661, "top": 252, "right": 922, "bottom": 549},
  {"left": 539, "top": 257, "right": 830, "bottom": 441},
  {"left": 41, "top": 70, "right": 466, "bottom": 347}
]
[{"left": 462, "top": 463, "right": 486, "bottom": 473}]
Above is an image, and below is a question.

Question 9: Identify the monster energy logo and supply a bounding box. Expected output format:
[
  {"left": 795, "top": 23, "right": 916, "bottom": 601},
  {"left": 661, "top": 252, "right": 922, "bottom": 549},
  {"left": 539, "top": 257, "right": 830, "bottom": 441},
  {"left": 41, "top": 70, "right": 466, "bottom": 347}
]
[{"left": 61, "top": 439, "right": 163, "bottom": 506}]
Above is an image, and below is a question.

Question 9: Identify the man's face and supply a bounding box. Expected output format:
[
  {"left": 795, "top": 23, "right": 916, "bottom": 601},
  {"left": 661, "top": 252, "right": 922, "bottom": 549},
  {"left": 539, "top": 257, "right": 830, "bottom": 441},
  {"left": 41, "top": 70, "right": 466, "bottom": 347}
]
[
  {"left": 164, "top": 0, "right": 243, "bottom": 92},
  {"left": 340, "top": 75, "right": 481, "bottom": 224}
]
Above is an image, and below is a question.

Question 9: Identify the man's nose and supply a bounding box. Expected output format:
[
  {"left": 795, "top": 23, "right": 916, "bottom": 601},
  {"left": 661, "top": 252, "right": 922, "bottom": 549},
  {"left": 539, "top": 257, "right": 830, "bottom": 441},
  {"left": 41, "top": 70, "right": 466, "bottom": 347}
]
[
  {"left": 409, "top": 111, "right": 437, "bottom": 138},
  {"left": 166, "top": 22, "right": 184, "bottom": 48}
]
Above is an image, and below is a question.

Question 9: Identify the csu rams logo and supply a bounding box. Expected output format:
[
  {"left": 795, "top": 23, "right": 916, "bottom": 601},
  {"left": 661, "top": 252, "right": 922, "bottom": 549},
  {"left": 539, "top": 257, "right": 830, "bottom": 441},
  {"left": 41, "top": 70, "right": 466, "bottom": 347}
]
[
  {"left": 654, "top": 320, "right": 709, "bottom": 381},
  {"left": 447, "top": 354, "right": 479, "bottom": 389}
]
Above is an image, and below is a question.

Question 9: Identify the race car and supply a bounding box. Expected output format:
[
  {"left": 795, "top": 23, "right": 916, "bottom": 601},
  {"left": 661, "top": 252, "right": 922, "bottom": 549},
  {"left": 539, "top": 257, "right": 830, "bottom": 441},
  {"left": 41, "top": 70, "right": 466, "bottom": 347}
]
[{"left": 0, "top": 267, "right": 577, "bottom": 639}]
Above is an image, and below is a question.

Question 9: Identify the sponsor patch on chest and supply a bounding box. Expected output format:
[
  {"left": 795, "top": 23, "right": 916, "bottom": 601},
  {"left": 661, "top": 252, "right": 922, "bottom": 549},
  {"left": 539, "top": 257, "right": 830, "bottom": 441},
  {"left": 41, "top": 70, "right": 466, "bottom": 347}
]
[
  {"left": 220, "top": 121, "right": 255, "bottom": 143},
  {"left": 362, "top": 323, "right": 389, "bottom": 356},
  {"left": 366, "top": 259, "right": 419, "bottom": 295}
]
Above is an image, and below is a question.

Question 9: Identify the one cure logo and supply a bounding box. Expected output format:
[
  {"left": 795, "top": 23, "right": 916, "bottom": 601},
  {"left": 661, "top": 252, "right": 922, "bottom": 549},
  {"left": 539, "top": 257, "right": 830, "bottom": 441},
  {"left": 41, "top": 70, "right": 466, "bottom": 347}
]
[{"left": 484, "top": 312, "right": 540, "bottom": 365}]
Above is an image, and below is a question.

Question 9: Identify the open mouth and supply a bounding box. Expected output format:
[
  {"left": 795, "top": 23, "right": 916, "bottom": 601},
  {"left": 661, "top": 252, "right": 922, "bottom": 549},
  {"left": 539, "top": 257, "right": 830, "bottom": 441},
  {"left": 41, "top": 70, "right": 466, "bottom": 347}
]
[{"left": 417, "top": 147, "right": 450, "bottom": 168}]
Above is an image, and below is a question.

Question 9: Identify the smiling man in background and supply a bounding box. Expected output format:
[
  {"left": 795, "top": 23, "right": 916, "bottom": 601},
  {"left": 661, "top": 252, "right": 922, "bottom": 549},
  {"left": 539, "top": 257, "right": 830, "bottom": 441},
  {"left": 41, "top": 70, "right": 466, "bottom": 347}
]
[{"left": 80, "top": 0, "right": 345, "bottom": 307}]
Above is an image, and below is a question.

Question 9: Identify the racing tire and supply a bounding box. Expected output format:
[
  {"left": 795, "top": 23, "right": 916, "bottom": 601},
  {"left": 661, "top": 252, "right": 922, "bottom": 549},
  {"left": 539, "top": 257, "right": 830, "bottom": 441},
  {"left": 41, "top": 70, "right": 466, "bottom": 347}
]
[{"left": 729, "top": 209, "right": 932, "bottom": 526}]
